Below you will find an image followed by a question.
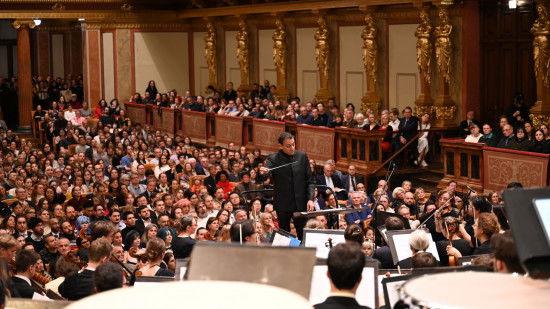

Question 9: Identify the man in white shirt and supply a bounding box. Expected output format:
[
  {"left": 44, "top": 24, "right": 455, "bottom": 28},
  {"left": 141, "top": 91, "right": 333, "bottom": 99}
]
[{"left": 389, "top": 109, "right": 400, "bottom": 131}]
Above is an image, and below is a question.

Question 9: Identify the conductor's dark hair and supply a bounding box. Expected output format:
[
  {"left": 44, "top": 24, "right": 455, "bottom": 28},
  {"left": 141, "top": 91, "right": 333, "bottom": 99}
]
[
  {"left": 385, "top": 217, "right": 404, "bottom": 231},
  {"left": 471, "top": 196, "right": 492, "bottom": 214},
  {"left": 229, "top": 220, "right": 255, "bottom": 242},
  {"left": 490, "top": 231, "right": 524, "bottom": 274},
  {"left": 327, "top": 242, "right": 365, "bottom": 290},
  {"left": 94, "top": 262, "right": 124, "bottom": 292},
  {"left": 506, "top": 182, "right": 523, "bottom": 189},
  {"left": 277, "top": 132, "right": 294, "bottom": 144},
  {"left": 411, "top": 252, "right": 438, "bottom": 268}
]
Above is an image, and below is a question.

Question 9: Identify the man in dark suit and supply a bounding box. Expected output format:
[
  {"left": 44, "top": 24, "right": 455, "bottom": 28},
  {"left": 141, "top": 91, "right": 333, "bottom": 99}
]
[
  {"left": 393, "top": 106, "right": 419, "bottom": 166},
  {"left": 59, "top": 238, "right": 112, "bottom": 300},
  {"left": 314, "top": 242, "right": 370, "bottom": 309},
  {"left": 134, "top": 206, "right": 156, "bottom": 236},
  {"left": 11, "top": 249, "right": 41, "bottom": 298},
  {"left": 372, "top": 217, "right": 405, "bottom": 269},
  {"left": 317, "top": 163, "right": 346, "bottom": 200},
  {"left": 260, "top": 132, "right": 315, "bottom": 240},
  {"left": 497, "top": 124, "right": 515, "bottom": 148},
  {"left": 341, "top": 165, "right": 364, "bottom": 193},
  {"left": 458, "top": 111, "right": 480, "bottom": 138}
]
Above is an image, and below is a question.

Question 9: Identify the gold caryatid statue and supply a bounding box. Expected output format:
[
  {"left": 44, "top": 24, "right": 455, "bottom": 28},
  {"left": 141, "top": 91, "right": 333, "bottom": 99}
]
[
  {"left": 204, "top": 19, "right": 218, "bottom": 91},
  {"left": 361, "top": 11, "right": 381, "bottom": 116},
  {"left": 433, "top": 4, "right": 457, "bottom": 128},
  {"left": 530, "top": 0, "right": 550, "bottom": 127},
  {"left": 272, "top": 16, "right": 288, "bottom": 99},
  {"left": 434, "top": 6, "right": 452, "bottom": 84},
  {"left": 415, "top": 6, "right": 434, "bottom": 115},
  {"left": 362, "top": 13, "right": 377, "bottom": 84},
  {"left": 314, "top": 15, "right": 333, "bottom": 103},
  {"left": 236, "top": 18, "right": 251, "bottom": 96},
  {"left": 315, "top": 15, "right": 329, "bottom": 90}
]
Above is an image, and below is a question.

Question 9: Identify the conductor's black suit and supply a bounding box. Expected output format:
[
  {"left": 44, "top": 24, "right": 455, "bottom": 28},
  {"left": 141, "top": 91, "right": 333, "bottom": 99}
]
[{"left": 263, "top": 149, "right": 315, "bottom": 239}]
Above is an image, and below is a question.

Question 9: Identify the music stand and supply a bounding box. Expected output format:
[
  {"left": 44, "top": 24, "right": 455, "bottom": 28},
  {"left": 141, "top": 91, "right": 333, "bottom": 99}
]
[
  {"left": 309, "top": 260, "right": 379, "bottom": 309},
  {"left": 174, "top": 258, "right": 189, "bottom": 281},
  {"left": 270, "top": 229, "right": 301, "bottom": 246},
  {"left": 187, "top": 242, "right": 316, "bottom": 299},
  {"left": 382, "top": 274, "right": 413, "bottom": 309},
  {"left": 302, "top": 229, "right": 346, "bottom": 259},
  {"left": 385, "top": 229, "right": 440, "bottom": 265}
]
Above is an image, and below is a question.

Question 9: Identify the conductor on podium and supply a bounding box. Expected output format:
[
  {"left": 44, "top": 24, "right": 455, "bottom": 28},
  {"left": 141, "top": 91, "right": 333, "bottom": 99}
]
[{"left": 260, "top": 132, "right": 315, "bottom": 239}]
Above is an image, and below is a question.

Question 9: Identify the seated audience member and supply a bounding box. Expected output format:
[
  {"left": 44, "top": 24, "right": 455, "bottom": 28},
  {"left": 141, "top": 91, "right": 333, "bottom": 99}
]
[
  {"left": 345, "top": 191, "right": 371, "bottom": 226},
  {"left": 496, "top": 124, "right": 514, "bottom": 148},
  {"left": 314, "top": 242, "right": 370, "bottom": 309},
  {"left": 478, "top": 123, "right": 496, "bottom": 146},
  {"left": 373, "top": 217, "right": 405, "bottom": 269},
  {"left": 94, "top": 262, "right": 124, "bottom": 292},
  {"left": 230, "top": 220, "right": 258, "bottom": 244},
  {"left": 491, "top": 231, "right": 524, "bottom": 274},
  {"left": 59, "top": 238, "right": 113, "bottom": 300},
  {"left": 529, "top": 129, "right": 550, "bottom": 154},
  {"left": 458, "top": 111, "right": 480, "bottom": 138},
  {"left": 397, "top": 230, "right": 432, "bottom": 269},
  {"left": 411, "top": 252, "right": 438, "bottom": 269},
  {"left": 507, "top": 127, "right": 532, "bottom": 151},
  {"left": 11, "top": 250, "right": 41, "bottom": 298},
  {"left": 341, "top": 165, "right": 364, "bottom": 193},
  {"left": 464, "top": 124, "right": 482, "bottom": 143}
]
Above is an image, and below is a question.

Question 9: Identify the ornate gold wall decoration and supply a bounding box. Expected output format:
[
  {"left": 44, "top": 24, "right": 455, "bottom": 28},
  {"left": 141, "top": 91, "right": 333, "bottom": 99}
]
[
  {"left": 51, "top": 2, "right": 66, "bottom": 10},
  {"left": 530, "top": 0, "right": 550, "bottom": 124},
  {"left": 11, "top": 19, "right": 36, "bottom": 29},
  {"left": 120, "top": 2, "right": 133, "bottom": 11},
  {"left": 236, "top": 17, "right": 251, "bottom": 97},
  {"left": 414, "top": 6, "right": 434, "bottom": 116},
  {"left": 204, "top": 18, "right": 218, "bottom": 92},
  {"left": 360, "top": 10, "right": 381, "bottom": 116},
  {"left": 314, "top": 14, "right": 333, "bottom": 104},
  {"left": 272, "top": 15, "right": 289, "bottom": 100},
  {"left": 433, "top": 3, "right": 456, "bottom": 127},
  {"left": 435, "top": 6, "right": 452, "bottom": 85}
]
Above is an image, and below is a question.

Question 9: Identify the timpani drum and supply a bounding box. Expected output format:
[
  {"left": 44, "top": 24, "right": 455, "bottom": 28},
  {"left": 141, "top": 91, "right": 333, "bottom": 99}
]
[{"left": 400, "top": 271, "right": 550, "bottom": 309}]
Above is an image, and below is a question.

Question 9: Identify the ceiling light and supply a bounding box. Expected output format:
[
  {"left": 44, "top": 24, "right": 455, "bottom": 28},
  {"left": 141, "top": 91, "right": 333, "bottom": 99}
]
[
  {"left": 509, "top": 0, "right": 517, "bottom": 9},
  {"left": 33, "top": 19, "right": 41, "bottom": 26},
  {"left": 78, "top": 18, "right": 85, "bottom": 22}
]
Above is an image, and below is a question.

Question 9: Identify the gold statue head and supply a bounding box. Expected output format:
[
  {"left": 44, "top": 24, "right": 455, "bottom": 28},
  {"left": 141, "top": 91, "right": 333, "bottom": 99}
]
[
  {"left": 275, "top": 17, "right": 282, "bottom": 28},
  {"left": 239, "top": 19, "right": 247, "bottom": 30},
  {"left": 317, "top": 15, "right": 326, "bottom": 27},
  {"left": 438, "top": 6, "right": 449, "bottom": 24},
  {"left": 364, "top": 13, "right": 374, "bottom": 26}
]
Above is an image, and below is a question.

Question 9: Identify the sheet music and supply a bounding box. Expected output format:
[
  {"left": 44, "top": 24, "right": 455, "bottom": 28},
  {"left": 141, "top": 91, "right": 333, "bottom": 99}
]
[
  {"left": 179, "top": 267, "right": 187, "bottom": 280},
  {"left": 309, "top": 266, "right": 376, "bottom": 309},
  {"left": 271, "top": 233, "right": 291, "bottom": 246},
  {"left": 303, "top": 232, "right": 345, "bottom": 259}
]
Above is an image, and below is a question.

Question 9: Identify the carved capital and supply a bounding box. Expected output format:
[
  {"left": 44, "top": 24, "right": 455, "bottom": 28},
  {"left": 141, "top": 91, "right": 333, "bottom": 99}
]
[
  {"left": 530, "top": 112, "right": 550, "bottom": 128},
  {"left": 12, "top": 20, "right": 36, "bottom": 30}
]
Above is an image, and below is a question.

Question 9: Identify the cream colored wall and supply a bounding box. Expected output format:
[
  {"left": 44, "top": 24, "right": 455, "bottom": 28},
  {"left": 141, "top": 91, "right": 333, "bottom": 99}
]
[
  {"left": 296, "top": 27, "right": 318, "bottom": 103},
  {"left": 193, "top": 31, "right": 209, "bottom": 97},
  {"left": 258, "top": 29, "right": 277, "bottom": 86},
  {"left": 339, "top": 26, "right": 364, "bottom": 111},
  {"left": 133, "top": 32, "right": 189, "bottom": 94},
  {"left": 224, "top": 30, "right": 240, "bottom": 87},
  {"left": 388, "top": 24, "right": 419, "bottom": 113},
  {"left": 51, "top": 34, "right": 64, "bottom": 78},
  {"left": 102, "top": 32, "right": 115, "bottom": 101}
]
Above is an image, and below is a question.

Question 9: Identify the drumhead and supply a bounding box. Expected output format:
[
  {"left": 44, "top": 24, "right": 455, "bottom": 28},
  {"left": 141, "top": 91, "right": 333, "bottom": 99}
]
[{"left": 401, "top": 271, "right": 550, "bottom": 309}]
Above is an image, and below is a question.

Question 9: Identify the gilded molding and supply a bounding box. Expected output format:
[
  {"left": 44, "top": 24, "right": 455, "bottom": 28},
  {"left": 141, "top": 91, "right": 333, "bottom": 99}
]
[
  {"left": 433, "top": 105, "right": 456, "bottom": 120},
  {"left": 83, "top": 23, "right": 188, "bottom": 30},
  {"left": 12, "top": 20, "right": 36, "bottom": 29}
]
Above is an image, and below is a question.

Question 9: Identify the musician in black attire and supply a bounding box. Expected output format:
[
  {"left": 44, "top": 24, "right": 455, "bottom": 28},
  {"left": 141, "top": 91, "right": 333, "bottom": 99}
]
[
  {"left": 11, "top": 250, "right": 40, "bottom": 299},
  {"left": 314, "top": 242, "right": 370, "bottom": 309},
  {"left": 59, "top": 238, "right": 112, "bottom": 300},
  {"left": 259, "top": 132, "right": 315, "bottom": 240},
  {"left": 436, "top": 216, "right": 472, "bottom": 266}
]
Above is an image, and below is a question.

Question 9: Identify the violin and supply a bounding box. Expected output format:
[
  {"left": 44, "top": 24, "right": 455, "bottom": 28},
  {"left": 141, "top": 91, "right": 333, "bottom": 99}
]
[
  {"left": 110, "top": 254, "right": 132, "bottom": 279},
  {"left": 325, "top": 237, "right": 333, "bottom": 249},
  {"left": 444, "top": 221, "right": 458, "bottom": 267}
]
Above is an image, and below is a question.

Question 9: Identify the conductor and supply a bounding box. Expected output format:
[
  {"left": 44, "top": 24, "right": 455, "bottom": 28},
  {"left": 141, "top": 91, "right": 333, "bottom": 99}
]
[{"left": 260, "top": 132, "right": 315, "bottom": 239}]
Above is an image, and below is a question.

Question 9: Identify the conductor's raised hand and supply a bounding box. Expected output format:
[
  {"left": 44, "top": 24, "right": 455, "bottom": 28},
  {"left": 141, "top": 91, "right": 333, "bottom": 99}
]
[{"left": 259, "top": 166, "right": 270, "bottom": 175}]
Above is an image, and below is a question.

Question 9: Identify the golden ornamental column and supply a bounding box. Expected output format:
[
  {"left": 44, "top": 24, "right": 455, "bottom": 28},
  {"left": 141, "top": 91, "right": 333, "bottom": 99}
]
[
  {"left": 272, "top": 15, "right": 289, "bottom": 101},
  {"left": 361, "top": 10, "right": 382, "bottom": 116},
  {"left": 530, "top": 0, "right": 550, "bottom": 127},
  {"left": 236, "top": 17, "right": 251, "bottom": 98},
  {"left": 433, "top": 4, "right": 457, "bottom": 127},
  {"left": 204, "top": 18, "right": 219, "bottom": 93},
  {"left": 12, "top": 20, "right": 35, "bottom": 132},
  {"left": 415, "top": 6, "right": 434, "bottom": 116},
  {"left": 314, "top": 14, "right": 333, "bottom": 104}
]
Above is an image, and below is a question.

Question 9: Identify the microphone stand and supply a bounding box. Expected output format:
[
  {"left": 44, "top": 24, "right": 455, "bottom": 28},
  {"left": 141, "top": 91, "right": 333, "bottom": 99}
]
[{"left": 371, "top": 161, "right": 397, "bottom": 247}]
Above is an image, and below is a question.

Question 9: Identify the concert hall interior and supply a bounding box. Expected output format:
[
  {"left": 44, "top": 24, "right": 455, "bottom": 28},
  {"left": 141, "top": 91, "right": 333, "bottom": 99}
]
[{"left": 1, "top": 0, "right": 550, "bottom": 308}]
